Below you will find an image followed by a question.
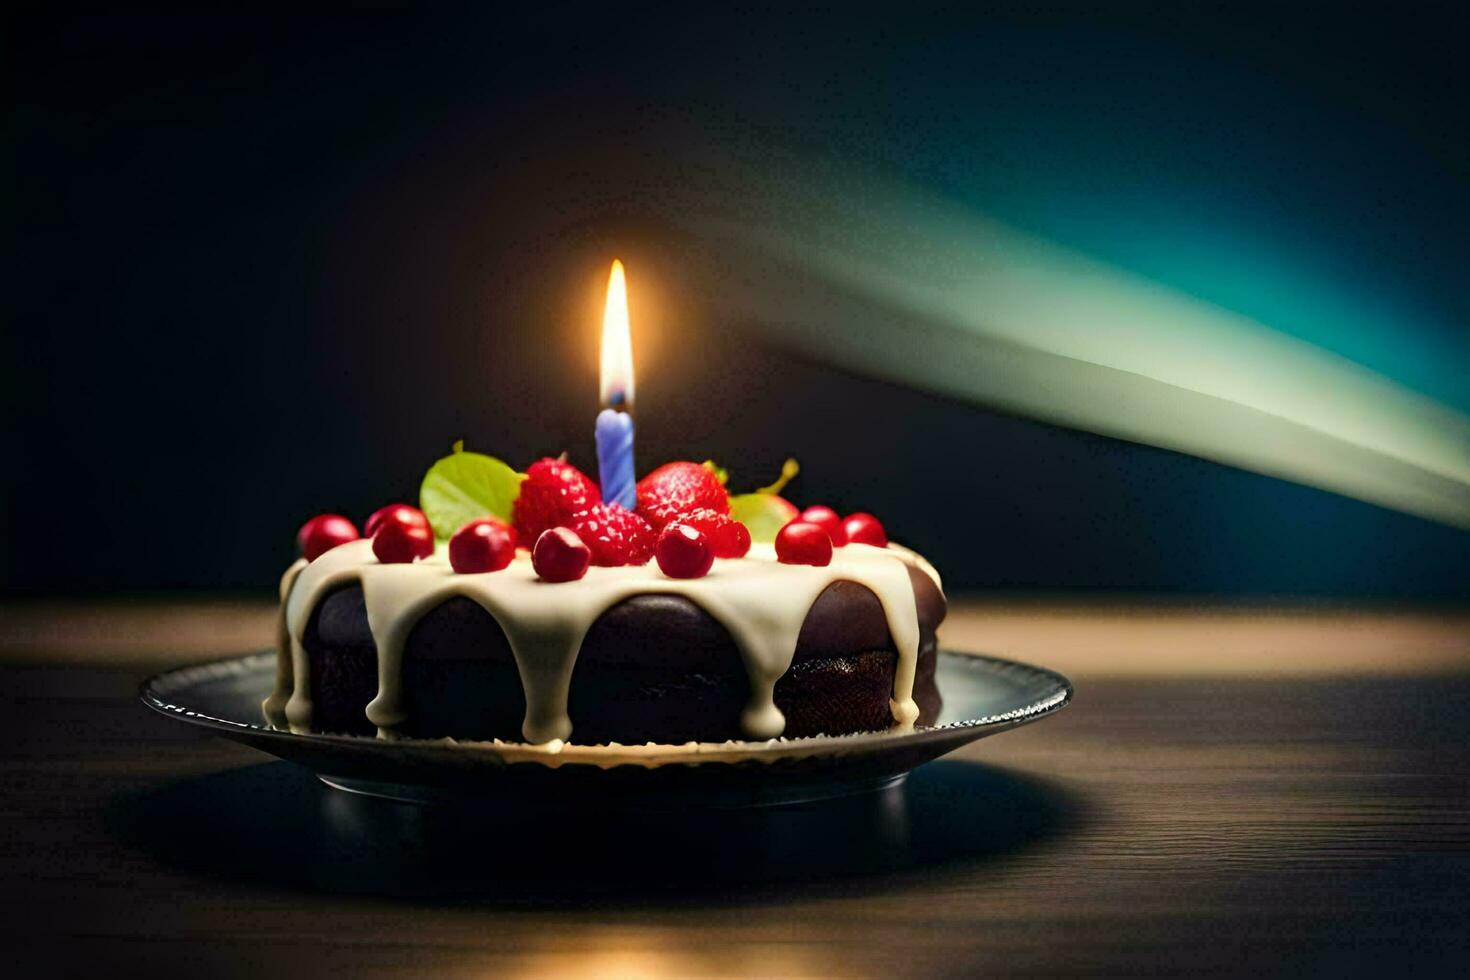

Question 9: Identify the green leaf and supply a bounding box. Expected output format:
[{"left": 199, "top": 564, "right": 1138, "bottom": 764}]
[
  {"left": 702, "top": 459, "right": 729, "bottom": 486},
  {"left": 419, "top": 450, "right": 525, "bottom": 539},
  {"left": 728, "top": 492, "right": 800, "bottom": 543}
]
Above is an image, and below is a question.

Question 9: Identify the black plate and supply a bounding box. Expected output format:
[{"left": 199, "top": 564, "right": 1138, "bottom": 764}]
[{"left": 141, "top": 651, "right": 1071, "bottom": 807}]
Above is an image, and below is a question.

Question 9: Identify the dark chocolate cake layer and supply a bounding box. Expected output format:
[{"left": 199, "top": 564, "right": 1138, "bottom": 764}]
[{"left": 302, "top": 563, "right": 945, "bottom": 743}]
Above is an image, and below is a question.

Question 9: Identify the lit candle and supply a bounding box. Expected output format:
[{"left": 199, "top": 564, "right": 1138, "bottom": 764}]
[{"left": 595, "top": 259, "right": 636, "bottom": 509}]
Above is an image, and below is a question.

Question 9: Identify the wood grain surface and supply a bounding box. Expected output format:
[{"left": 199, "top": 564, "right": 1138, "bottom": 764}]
[{"left": 1, "top": 602, "right": 1467, "bottom": 977}]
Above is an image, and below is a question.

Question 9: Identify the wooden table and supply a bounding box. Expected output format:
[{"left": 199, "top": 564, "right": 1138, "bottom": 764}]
[{"left": 3, "top": 599, "right": 1468, "bottom": 977}]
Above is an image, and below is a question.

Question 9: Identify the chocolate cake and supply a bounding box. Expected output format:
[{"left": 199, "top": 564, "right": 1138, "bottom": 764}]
[{"left": 266, "top": 540, "right": 946, "bottom": 745}]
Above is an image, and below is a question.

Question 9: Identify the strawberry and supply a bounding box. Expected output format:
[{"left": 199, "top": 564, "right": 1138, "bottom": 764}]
[
  {"left": 636, "top": 461, "right": 729, "bottom": 531},
  {"left": 680, "top": 507, "right": 751, "bottom": 559},
  {"left": 513, "top": 457, "right": 599, "bottom": 544},
  {"left": 568, "top": 503, "right": 655, "bottom": 566}
]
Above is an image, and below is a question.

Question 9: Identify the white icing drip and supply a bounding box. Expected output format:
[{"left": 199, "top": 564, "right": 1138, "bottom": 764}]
[
  {"left": 888, "top": 542, "right": 944, "bottom": 596},
  {"left": 262, "top": 558, "right": 307, "bottom": 725},
  {"left": 277, "top": 538, "right": 928, "bottom": 744},
  {"left": 281, "top": 541, "right": 381, "bottom": 732}
]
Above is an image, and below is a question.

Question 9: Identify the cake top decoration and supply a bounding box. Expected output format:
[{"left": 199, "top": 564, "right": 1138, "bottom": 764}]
[{"left": 297, "top": 442, "right": 885, "bottom": 584}]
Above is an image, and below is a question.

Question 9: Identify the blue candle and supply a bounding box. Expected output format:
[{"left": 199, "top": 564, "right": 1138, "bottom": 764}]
[
  {"left": 596, "top": 259, "right": 637, "bottom": 508},
  {"left": 596, "top": 408, "right": 636, "bottom": 509}
]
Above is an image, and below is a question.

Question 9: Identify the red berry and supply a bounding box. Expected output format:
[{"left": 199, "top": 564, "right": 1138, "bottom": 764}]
[
  {"left": 513, "top": 457, "right": 599, "bottom": 544},
  {"left": 776, "top": 520, "right": 833, "bottom": 566},
  {"left": 681, "top": 507, "right": 752, "bottom": 559},
  {"left": 635, "top": 461, "right": 729, "bottom": 530},
  {"left": 799, "top": 505, "right": 847, "bottom": 546},
  {"left": 533, "top": 527, "right": 591, "bottom": 582},
  {"left": 365, "top": 503, "right": 429, "bottom": 539},
  {"left": 449, "top": 518, "right": 517, "bottom": 573},
  {"left": 842, "top": 512, "right": 888, "bottom": 548},
  {"left": 656, "top": 522, "right": 714, "bottom": 579},
  {"left": 372, "top": 518, "right": 434, "bottom": 564},
  {"left": 297, "top": 514, "right": 360, "bottom": 561},
  {"left": 716, "top": 520, "right": 751, "bottom": 559},
  {"left": 568, "top": 503, "right": 655, "bottom": 566},
  {"left": 371, "top": 505, "right": 431, "bottom": 539}
]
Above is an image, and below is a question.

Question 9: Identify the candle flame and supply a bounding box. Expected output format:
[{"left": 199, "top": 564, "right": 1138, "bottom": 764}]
[{"left": 599, "top": 259, "right": 634, "bottom": 409}]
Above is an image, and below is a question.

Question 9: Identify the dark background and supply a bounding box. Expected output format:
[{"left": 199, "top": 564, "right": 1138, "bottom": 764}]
[{"left": 5, "top": 3, "right": 1469, "bottom": 598}]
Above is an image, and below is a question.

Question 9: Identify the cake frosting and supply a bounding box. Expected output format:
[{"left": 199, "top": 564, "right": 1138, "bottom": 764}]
[{"left": 266, "top": 538, "right": 942, "bottom": 745}]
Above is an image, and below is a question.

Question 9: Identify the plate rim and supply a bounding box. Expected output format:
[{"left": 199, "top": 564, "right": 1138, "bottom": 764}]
[{"left": 139, "top": 649, "right": 1073, "bottom": 769}]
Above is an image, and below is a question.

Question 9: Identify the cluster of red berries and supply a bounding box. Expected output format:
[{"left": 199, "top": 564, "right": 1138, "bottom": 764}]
[
  {"left": 296, "top": 506, "right": 430, "bottom": 564},
  {"left": 296, "top": 457, "right": 889, "bottom": 584},
  {"left": 773, "top": 506, "right": 888, "bottom": 567},
  {"left": 300, "top": 505, "right": 521, "bottom": 573},
  {"left": 510, "top": 458, "right": 748, "bottom": 581}
]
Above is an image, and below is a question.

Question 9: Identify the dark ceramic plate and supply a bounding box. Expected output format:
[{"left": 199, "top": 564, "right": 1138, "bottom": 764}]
[{"left": 141, "top": 651, "right": 1071, "bottom": 806}]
